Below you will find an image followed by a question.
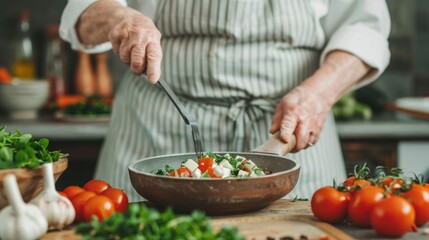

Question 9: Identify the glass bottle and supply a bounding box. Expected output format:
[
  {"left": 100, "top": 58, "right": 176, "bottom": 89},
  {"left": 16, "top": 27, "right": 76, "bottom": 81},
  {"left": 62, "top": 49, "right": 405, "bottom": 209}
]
[
  {"left": 43, "top": 24, "right": 66, "bottom": 105},
  {"left": 11, "top": 10, "right": 36, "bottom": 80}
]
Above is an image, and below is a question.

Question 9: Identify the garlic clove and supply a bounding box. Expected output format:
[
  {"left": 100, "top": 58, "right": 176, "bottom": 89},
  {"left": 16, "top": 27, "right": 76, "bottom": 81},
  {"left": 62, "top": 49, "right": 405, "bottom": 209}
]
[
  {"left": 31, "top": 163, "right": 75, "bottom": 229},
  {"left": 0, "top": 174, "right": 48, "bottom": 240}
]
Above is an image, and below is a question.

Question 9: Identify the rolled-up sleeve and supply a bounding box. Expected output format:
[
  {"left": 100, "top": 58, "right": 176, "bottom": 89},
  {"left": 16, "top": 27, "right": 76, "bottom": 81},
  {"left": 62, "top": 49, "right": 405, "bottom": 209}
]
[
  {"left": 59, "top": 0, "right": 127, "bottom": 54},
  {"left": 316, "top": 0, "right": 391, "bottom": 87}
]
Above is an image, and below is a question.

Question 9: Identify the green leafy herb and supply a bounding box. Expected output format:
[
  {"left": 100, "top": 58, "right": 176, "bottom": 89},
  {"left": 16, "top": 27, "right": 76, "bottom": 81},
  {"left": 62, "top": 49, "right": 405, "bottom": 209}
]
[
  {"left": 62, "top": 96, "right": 111, "bottom": 116},
  {"left": 75, "top": 204, "right": 245, "bottom": 240},
  {"left": 0, "top": 126, "right": 62, "bottom": 169},
  {"left": 153, "top": 165, "right": 174, "bottom": 176},
  {"left": 291, "top": 195, "right": 308, "bottom": 202}
]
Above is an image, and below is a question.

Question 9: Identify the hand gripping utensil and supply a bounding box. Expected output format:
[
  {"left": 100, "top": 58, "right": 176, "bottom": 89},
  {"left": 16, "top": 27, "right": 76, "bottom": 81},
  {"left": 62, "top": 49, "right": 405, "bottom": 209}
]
[{"left": 157, "top": 78, "right": 205, "bottom": 158}]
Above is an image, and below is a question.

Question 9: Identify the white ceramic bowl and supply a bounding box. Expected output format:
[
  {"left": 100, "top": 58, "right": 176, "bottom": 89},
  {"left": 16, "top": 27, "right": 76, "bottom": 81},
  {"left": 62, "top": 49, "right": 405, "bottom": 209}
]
[
  {"left": 395, "top": 97, "right": 429, "bottom": 120},
  {"left": 0, "top": 79, "right": 49, "bottom": 119}
]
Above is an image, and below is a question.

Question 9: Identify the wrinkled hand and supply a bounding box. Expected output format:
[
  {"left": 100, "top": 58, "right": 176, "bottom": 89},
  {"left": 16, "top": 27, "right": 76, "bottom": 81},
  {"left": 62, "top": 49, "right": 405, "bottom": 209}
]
[
  {"left": 270, "top": 86, "right": 331, "bottom": 152},
  {"left": 108, "top": 8, "right": 162, "bottom": 83}
]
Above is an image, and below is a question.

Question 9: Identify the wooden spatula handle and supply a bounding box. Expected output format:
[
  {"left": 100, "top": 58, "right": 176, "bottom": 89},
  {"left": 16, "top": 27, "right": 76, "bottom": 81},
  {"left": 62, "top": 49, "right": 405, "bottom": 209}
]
[{"left": 252, "top": 132, "right": 296, "bottom": 156}]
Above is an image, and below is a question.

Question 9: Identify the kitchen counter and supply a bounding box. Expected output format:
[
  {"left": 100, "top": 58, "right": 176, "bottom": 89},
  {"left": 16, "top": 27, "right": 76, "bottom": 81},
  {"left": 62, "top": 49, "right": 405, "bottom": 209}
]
[
  {"left": 41, "top": 199, "right": 429, "bottom": 240},
  {"left": 1, "top": 112, "right": 429, "bottom": 140},
  {"left": 0, "top": 115, "right": 109, "bottom": 140}
]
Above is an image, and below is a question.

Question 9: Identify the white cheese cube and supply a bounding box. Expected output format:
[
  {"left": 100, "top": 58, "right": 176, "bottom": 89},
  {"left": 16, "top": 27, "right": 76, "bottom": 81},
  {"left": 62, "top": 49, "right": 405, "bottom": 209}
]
[
  {"left": 213, "top": 166, "right": 224, "bottom": 177},
  {"left": 221, "top": 167, "right": 231, "bottom": 178},
  {"left": 244, "top": 160, "right": 256, "bottom": 171},
  {"left": 237, "top": 170, "right": 249, "bottom": 177},
  {"left": 191, "top": 168, "right": 202, "bottom": 178},
  {"left": 184, "top": 159, "right": 199, "bottom": 172},
  {"left": 219, "top": 159, "right": 234, "bottom": 170}
]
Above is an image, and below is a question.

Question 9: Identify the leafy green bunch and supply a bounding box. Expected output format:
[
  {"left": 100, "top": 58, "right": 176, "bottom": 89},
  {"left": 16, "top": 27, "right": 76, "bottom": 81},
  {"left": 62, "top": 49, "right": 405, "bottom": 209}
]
[
  {"left": 76, "top": 204, "right": 245, "bottom": 240},
  {"left": 0, "top": 126, "right": 61, "bottom": 169},
  {"left": 62, "top": 97, "right": 111, "bottom": 116}
]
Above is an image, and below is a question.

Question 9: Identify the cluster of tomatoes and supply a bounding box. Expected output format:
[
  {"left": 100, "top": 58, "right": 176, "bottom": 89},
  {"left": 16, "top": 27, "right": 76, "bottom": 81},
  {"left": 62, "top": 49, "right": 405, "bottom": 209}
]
[
  {"left": 311, "top": 164, "right": 429, "bottom": 238},
  {"left": 59, "top": 179, "right": 129, "bottom": 223}
]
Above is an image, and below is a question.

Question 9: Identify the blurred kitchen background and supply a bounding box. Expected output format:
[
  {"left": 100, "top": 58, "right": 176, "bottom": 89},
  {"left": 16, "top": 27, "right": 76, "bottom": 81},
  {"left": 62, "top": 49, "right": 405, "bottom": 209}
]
[{"left": 0, "top": 0, "right": 428, "bottom": 188}]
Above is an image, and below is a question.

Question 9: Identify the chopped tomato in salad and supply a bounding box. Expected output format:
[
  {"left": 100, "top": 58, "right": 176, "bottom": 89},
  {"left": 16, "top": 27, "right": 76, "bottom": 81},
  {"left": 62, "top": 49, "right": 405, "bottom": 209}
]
[{"left": 154, "top": 153, "right": 267, "bottom": 178}]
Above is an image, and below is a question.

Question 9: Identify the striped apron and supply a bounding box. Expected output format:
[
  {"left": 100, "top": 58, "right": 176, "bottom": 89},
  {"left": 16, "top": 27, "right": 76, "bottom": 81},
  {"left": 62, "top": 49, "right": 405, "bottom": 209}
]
[{"left": 96, "top": 0, "right": 347, "bottom": 201}]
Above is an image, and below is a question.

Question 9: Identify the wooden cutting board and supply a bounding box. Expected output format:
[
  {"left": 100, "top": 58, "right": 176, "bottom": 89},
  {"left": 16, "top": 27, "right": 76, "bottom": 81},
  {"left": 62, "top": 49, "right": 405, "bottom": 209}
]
[
  {"left": 211, "top": 200, "right": 354, "bottom": 240},
  {"left": 41, "top": 200, "right": 354, "bottom": 240},
  {"left": 212, "top": 215, "right": 353, "bottom": 240}
]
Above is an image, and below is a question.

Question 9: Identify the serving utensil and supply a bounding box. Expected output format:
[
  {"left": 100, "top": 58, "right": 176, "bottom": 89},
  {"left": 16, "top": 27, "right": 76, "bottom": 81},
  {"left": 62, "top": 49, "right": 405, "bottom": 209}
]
[{"left": 157, "top": 78, "right": 204, "bottom": 158}]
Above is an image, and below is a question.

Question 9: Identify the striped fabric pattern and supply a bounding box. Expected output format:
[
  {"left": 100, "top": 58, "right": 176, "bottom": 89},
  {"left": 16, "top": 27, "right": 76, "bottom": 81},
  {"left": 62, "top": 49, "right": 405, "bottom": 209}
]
[{"left": 95, "top": 0, "right": 346, "bottom": 201}]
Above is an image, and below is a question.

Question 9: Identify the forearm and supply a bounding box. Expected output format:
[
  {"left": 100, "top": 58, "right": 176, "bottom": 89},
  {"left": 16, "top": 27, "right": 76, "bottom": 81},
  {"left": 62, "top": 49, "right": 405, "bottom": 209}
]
[
  {"left": 76, "top": 0, "right": 127, "bottom": 45},
  {"left": 299, "top": 50, "right": 371, "bottom": 108}
]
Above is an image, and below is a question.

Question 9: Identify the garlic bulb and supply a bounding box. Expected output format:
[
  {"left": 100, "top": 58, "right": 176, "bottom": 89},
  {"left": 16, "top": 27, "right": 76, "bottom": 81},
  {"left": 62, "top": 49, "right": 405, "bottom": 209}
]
[
  {"left": 31, "top": 163, "right": 75, "bottom": 229},
  {"left": 0, "top": 174, "right": 48, "bottom": 240}
]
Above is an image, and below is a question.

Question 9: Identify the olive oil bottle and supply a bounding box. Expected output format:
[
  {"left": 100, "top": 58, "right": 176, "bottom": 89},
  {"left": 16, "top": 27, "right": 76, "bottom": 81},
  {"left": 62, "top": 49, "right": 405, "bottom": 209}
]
[{"left": 11, "top": 10, "right": 36, "bottom": 80}]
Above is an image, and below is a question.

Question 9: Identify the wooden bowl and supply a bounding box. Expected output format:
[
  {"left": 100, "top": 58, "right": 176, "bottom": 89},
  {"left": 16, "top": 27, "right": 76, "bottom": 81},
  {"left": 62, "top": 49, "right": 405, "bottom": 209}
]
[
  {"left": 128, "top": 152, "right": 300, "bottom": 215},
  {"left": 0, "top": 157, "right": 68, "bottom": 209}
]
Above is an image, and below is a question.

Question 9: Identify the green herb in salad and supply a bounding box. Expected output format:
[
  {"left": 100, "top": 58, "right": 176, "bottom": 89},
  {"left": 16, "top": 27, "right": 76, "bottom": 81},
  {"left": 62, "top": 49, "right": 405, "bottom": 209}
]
[
  {"left": 75, "top": 203, "right": 245, "bottom": 240},
  {"left": 0, "top": 126, "right": 62, "bottom": 169}
]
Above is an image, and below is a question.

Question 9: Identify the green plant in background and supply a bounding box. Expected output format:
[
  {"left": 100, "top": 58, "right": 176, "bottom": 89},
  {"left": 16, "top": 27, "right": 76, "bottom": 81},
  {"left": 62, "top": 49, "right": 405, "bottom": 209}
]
[
  {"left": 333, "top": 93, "right": 373, "bottom": 121},
  {"left": 333, "top": 86, "right": 389, "bottom": 121},
  {"left": 0, "top": 126, "right": 61, "bottom": 169},
  {"left": 62, "top": 96, "right": 111, "bottom": 116}
]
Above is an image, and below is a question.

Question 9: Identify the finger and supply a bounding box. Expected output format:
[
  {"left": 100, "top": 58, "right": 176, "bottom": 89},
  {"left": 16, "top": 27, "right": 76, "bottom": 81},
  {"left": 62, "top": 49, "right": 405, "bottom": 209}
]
[
  {"left": 307, "top": 131, "right": 319, "bottom": 147},
  {"left": 118, "top": 41, "right": 131, "bottom": 66},
  {"left": 130, "top": 44, "right": 146, "bottom": 75},
  {"left": 294, "top": 123, "right": 311, "bottom": 150},
  {"left": 270, "top": 108, "right": 283, "bottom": 133},
  {"left": 111, "top": 38, "right": 121, "bottom": 56},
  {"left": 109, "top": 28, "right": 124, "bottom": 56},
  {"left": 279, "top": 114, "right": 298, "bottom": 144},
  {"left": 145, "top": 42, "right": 162, "bottom": 84}
]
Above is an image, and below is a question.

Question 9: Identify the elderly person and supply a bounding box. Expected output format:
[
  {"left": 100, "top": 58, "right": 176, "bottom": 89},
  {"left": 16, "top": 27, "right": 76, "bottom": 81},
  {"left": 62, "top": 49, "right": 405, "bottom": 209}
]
[{"left": 60, "top": 0, "right": 390, "bottom": 201}]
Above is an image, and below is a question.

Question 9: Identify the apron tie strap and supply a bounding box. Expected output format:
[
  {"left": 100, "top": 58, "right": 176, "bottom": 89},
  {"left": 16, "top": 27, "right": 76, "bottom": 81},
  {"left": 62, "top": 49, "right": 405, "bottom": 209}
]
[{"left": 227, "top": 98, "right": 276, "bottom": 122}]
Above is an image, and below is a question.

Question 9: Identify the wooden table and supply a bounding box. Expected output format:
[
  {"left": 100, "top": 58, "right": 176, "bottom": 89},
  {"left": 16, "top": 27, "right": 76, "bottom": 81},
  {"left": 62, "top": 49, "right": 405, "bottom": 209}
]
[{"left": 41, "top": 199, "right": 429, "bottom": 240}]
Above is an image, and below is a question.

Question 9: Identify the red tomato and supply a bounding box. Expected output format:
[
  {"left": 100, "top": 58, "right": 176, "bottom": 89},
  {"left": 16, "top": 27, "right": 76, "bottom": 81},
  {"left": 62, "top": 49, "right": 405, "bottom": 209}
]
[
  {"left": 83, "top": 195, "right": 115, "bottom": 222},
  {"left": 207, "top": 166, "right": 221, "bottom": 178},
  {"left": 58, "top": 191, "right": 68, "bottom": 198},
  {"left": 101, "top": 188, "right": 129, "bottom": 213},
  {"left": 380, "top": 177, "right": 403, "bottom": 191},
  {"left": 371, "top": 196, "right": 415, "bottom": 237},
  {"left": 198, "top": 157, "right": 214, "bottom": 173},
  {"left": 403, "top": 184, "right": 429, "bottom": 226},
  {"left": 70, "top": 191, "right": 97, "bottom": 222},
  {"left": 169, "top": 167, "right": 191, "bottom": 177},
  {"left": 344, "top": 177, "right": 371, "bottom": 193},
  {"left": 348, "top": 186, "right": 385, "bottom": 227},
  {"left": 343, "top": 176, "right": 357, "bottom": 187},
  {"left": 63, "top": 186, "right": 85, "bottom": 198},
  {"left": 424, "top": 183, "right": 429, "bottom": 190},
  {"left": 83, "top": 179, "right": 111, "bottom": 194},
  {"left": 311, "top": 186, "right": 350, "bottom": 223}
]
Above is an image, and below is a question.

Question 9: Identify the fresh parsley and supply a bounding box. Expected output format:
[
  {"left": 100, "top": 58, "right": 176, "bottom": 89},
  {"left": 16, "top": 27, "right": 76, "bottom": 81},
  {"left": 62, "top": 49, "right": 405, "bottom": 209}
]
[
  {"left": 75, "top": 204, "right": 245, "bottom": 240},
  {"left": 0, "top": 126, "right": 62, "bottom": 169}
]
